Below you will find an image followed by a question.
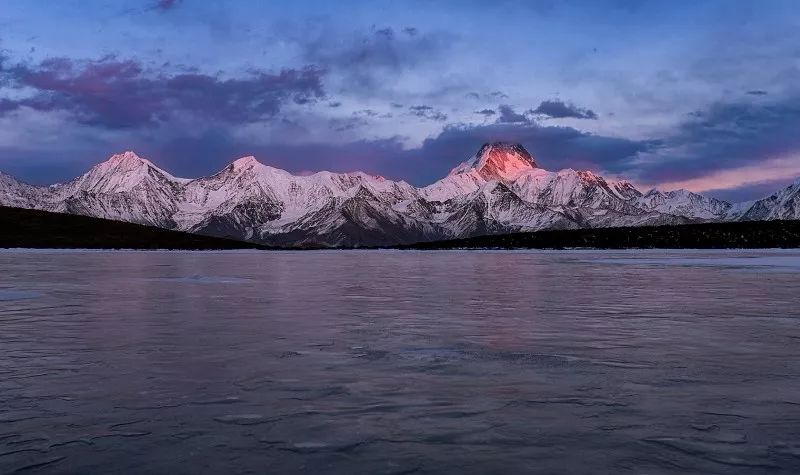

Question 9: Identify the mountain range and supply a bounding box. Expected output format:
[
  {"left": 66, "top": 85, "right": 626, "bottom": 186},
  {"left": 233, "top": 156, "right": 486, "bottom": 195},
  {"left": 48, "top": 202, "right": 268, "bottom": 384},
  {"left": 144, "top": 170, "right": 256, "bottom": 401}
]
[{"left": 1, "top": 142, "right": 799, "bottom": 247}]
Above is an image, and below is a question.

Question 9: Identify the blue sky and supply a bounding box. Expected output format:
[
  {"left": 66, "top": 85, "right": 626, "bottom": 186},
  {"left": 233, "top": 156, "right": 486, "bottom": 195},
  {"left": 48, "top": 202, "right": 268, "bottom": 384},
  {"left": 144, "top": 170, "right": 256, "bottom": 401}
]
[{"left": 1, "top": 0, "right": 799, "bottom": 201}]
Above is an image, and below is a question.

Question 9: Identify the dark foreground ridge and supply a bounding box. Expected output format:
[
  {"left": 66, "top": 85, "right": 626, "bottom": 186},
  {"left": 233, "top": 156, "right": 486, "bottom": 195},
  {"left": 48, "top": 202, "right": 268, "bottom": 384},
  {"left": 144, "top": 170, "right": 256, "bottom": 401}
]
[
  {"left": 396, "top": 220, "right": 800, "bottom": 250},
  {"left": 0, "top": 206, "right": 270, "bottom": 250}
]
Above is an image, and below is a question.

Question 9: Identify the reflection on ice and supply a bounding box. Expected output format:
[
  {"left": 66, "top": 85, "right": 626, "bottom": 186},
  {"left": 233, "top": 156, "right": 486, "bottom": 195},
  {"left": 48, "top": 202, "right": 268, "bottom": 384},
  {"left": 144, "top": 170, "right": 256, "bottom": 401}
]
[
  {"left": 1, "top": 249, "right": 799, "bottom": 474},
  {"left": 589, "top": 255, "right": 800, "bottom": 271},
  {"left": 0, "top": 289, "right": 42, "bottom": 301},
  {"left": 150, "top": 275, "right": 252, "bottom": 284}
]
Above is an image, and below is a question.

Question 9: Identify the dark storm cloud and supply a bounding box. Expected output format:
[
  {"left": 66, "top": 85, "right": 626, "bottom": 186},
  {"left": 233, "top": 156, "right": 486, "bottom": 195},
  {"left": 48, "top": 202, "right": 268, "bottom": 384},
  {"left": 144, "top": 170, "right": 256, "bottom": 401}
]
[
  {"left": 496, "top": 105, "right": 530, "bottom": 124},
  {"left": 475, "top": 109, "right": 496, "bottom": 117},
  {"left": 409, "top": 105, "right": 447, "bottom": 121},
  {"left": 636, "top": 96, "right": 800, "bottom": 184},
  {"left": 531, "top": 99, "right": 598, "bottom": 119},
  {"left": 0, "top": 56, "right": 325, "bottom": 128}
]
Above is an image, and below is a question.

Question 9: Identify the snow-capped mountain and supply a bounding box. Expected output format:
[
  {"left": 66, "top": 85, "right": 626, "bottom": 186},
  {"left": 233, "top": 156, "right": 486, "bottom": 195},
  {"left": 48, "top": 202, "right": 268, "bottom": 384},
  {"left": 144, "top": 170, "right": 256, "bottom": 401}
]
[
  {"left": 0, "top": 143, "right": 795, "bottom": 246},
  {"left": 736, "top": 178, "right": 800, "bottom": 221},
  {"left": 634, "top": 188, "right": 733, "bottom": 220}
]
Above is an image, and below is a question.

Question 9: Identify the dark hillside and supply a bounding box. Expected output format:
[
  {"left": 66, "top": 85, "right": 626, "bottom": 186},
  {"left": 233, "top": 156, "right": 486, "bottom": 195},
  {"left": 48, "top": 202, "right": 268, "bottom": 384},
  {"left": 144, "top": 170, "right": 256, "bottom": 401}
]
[{"left": 0, "top": 206, "right": 269, "bottom": 250}]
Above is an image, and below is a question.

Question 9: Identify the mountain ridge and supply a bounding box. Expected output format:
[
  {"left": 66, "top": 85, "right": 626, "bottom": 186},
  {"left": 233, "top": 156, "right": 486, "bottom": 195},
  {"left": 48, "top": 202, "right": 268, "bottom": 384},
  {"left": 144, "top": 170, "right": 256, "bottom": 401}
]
[{"left": 1, "top": 143, "right": 798, "bottom": 247}]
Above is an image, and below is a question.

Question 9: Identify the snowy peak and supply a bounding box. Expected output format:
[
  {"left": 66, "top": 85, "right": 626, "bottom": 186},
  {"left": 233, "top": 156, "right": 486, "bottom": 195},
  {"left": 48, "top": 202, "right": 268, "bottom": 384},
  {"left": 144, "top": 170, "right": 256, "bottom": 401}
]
[
  {"left": 91, "top": 151, "right": 162, "bottom": 177},
  {"left": 1, "top": 146, "right": 798, "bottom": 247},
  {"left": 230, "top": 156, "right": 263, "bottom": 170},
  {"left": 609, "top": 180, "right": 642, "bottom": 200},
  {"left": 450, "top": 142, "right": 538, "bottom": 181},
  {"left": 106, "top": 151, "right": 152, "bottom": 166},
  {"left": 72, "top": 151, "right": 180, "bottom": 194},
  {"left": 737, "top": 180, "right": 800, "bottom": 221},
  {"left": 636, "top": 188, "right": 732, "bottom": 219}
]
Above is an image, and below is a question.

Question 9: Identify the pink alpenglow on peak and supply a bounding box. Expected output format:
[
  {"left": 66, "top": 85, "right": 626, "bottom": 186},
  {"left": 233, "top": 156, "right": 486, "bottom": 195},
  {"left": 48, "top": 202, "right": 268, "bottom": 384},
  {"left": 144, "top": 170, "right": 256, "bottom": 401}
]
[
  {"left": 230, "top": 156, "right": 263, "bottom": 170},
  {"left": 449, "top": 142, "right": 539, "bottom": 181},
  {"left": 104, "top": 151, "right": 155, "bottom": 168}
]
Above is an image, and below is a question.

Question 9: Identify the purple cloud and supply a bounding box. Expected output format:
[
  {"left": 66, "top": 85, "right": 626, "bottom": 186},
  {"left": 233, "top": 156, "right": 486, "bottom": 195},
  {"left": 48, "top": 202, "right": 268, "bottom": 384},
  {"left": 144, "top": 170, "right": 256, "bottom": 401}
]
[
  {"left": 635, "top": 96, "right": 800, "bottom": 184},
  {"left": 0, "top": 57, "right": 325, "bottom": 128}
]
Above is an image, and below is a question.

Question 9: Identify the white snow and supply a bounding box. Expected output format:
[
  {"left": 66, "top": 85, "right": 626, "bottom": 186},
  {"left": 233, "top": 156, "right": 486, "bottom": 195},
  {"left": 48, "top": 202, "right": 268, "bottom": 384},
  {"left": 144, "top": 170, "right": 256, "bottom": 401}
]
[{"left": 0, "top": 142, "right": 796, "bottom": 246}]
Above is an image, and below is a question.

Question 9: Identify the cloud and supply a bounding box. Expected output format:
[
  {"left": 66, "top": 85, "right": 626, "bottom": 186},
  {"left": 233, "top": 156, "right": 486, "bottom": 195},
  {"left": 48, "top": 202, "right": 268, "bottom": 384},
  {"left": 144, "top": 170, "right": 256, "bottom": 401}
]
[
  {"left": 466, "top": 91, "right": 509, "bottom": 101},
  {"left": 530, "top": 99, "right": 598, "bottom": 119},
  {"left": 413, "top": 121, "right": 653, "bottom": 180},
  {"left": 637, "top": 96, "right": 800, "bottom": 187},
  {"left": 655, "top": 154, "right": 800, "bottom": 195},
  {"left": 496, "top": 105, "right": 530, "bottom": 124},
  {"left": 746, "top": 90, "right": 768, "bottom": 96},
  {"left": 704, "top": 177, "right": 797, "bottom": 203},
  {"left": 299, "top": 26, "right": 452, "bottom": 94},
  {"left": 355, "top": 109, "right": 379, "bottom": 117},
  {"left": 0, "top": 56, "right": 325, "bottom": 128},
  {"left": 409, "top": 105, "right": 447, "bottom": 121},
  {"left": 259, "top": 119, "right": 652, "bottom": 185},
  {"left": 329, "top": 116, "right": 369, "bottom": 132},
  {"left": 475, "top": 109, "right": 496, "bottom": 117},
  {"left": 154, "top": 0, "right": 181, "bottom": 11},
  {"left": 488, "top": 91, "right": 509, "bottom": 99}
]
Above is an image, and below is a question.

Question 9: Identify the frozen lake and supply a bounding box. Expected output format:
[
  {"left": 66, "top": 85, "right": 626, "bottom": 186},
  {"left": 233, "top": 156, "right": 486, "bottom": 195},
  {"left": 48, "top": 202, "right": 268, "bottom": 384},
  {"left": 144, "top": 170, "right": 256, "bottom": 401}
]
[{"left": 1, "top": 249, "right": 799, "bottom": 474}]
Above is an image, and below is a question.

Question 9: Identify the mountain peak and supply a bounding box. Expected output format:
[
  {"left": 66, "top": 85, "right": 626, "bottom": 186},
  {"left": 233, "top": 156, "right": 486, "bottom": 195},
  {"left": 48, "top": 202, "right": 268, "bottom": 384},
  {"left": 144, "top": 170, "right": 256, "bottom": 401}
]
[
  {"left": 230, "top": 156, "right": 263, "bottom": 170},
  {"left": 449, "top": 142, "right": 538, "bottom": 181},
  {"left": 91, "top": 151, "right": 160, "bottom": 177},
  {"left": 106, "top": 151, "right": 152, "bottom": 167},
  {"left": 74, "top": 151, "right": 179, "bottom": 193}
]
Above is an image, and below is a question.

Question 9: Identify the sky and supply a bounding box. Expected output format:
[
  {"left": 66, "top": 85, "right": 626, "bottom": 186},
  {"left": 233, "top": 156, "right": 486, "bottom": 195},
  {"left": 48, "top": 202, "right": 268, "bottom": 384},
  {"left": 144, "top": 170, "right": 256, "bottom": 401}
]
[{"left": 0, "top": 0, "right": 799, "bottom": 201}]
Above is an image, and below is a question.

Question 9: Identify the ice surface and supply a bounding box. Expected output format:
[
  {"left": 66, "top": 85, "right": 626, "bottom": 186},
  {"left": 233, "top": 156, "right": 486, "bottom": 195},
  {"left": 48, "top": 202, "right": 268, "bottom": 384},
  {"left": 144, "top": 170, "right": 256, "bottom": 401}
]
[
  {"left": 150, "top": 275, "right": 252, "bottom": 284},
  {"left": 2, "top": 249, "right": 800, "bottom": 474},
  {"left": 589, "top": 255, "right": 800, "bottom": 271},
  {"left": 0, "top": 289, "right": 41, "bottom": 301}
]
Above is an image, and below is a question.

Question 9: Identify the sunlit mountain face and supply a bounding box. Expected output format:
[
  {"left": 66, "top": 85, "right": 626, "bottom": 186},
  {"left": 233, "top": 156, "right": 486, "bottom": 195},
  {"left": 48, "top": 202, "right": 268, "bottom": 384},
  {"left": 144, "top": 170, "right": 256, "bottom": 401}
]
[
  {"left": 1, "top": 1, "right": 799, "bottom": 203},
  {"left": 2, "top": 143, "right": 796, "bottom": 247}
]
